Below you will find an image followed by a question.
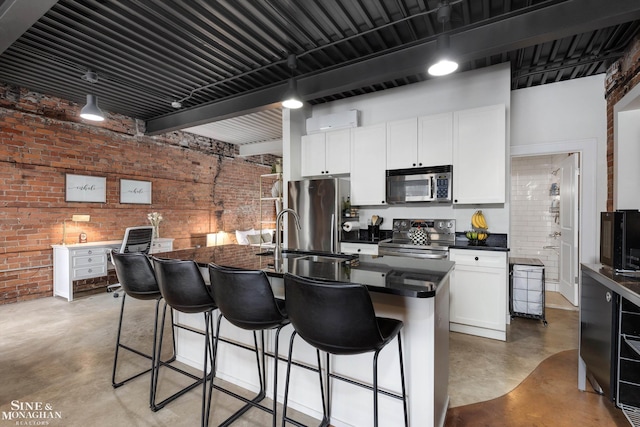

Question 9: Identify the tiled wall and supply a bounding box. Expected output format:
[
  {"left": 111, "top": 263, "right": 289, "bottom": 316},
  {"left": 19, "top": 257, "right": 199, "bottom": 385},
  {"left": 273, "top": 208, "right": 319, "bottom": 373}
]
[{"left": 510, "top": 154, "right": 568, "bottom": 286}]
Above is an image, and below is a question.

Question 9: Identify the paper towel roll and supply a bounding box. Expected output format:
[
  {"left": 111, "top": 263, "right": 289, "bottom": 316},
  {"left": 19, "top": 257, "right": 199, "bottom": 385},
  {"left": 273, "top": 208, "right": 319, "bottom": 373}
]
[{"left": 342, "top": 221, "right": 360, "bottom": 232}]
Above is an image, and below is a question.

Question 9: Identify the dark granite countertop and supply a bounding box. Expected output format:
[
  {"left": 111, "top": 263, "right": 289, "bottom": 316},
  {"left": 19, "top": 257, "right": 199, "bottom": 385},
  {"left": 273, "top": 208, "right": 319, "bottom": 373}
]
[
  {"left": 582, "top": 263, "right": 640, "bottom": 307},
  {"left": 154, "top": 244, "right": 453, "bottom": 298},
  {"left": 450, "top": 232, "right": 509, "bottom": 252}
]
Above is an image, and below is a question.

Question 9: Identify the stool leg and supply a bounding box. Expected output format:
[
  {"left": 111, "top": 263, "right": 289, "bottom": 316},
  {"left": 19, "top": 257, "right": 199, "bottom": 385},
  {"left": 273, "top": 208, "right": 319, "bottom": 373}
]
[
  {"left": 202, "top": 310, "right": 213, "bottom": 427},
  {"left": 397, "top": 332, "right": 408, "bottom": 427},
  {"left": 151, "top": 301, "right": 169, "bottom": 410},
  {"left": 281, "top": 331, "right": 297, "bottom": 427},
  {"left": 148, "top": 297, "right": 162, "bottom": 407},
  {"left": 272, "top": 326, "right": 284, "bottom": 427},
  {"left": 373, "top": 349, "right": 381, "bottom": 427},
  {"left": 317, "top": 349, "right": 330, "bottom": 426},
  {"left": 111, "top": 293, "right": 127, "bottom": 387},
  {"left": 325, "top": 352, "right": 331, "bottom": 422}
]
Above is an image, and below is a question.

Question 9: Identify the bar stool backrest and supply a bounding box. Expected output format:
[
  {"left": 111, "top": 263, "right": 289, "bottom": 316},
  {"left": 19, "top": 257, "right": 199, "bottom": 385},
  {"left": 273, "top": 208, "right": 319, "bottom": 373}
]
[
  {"left": 209, "top": 264, "right": 286, "bottom": 330},
  {"left": 110, "top": 250, "right": 160, "bottom": 300},
  {"left": 152, "top": 257, "right": 216, "bottom": 313},
  {"left": 284, "top": 273, "right": 384, "bottom": 355}
]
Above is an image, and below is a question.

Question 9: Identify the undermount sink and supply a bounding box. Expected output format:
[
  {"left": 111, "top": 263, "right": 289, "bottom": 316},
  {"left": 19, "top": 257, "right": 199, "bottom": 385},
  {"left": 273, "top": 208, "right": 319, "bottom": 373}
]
[{"left": 296, "top": 255, "right": 348, "bottom": 264}]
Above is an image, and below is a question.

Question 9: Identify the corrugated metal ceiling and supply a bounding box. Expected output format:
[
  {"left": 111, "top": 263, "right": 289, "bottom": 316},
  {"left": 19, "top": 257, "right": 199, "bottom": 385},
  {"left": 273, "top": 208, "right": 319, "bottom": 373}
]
[{"left": 0, "top": 0, "right": 639, "bottom": 149}]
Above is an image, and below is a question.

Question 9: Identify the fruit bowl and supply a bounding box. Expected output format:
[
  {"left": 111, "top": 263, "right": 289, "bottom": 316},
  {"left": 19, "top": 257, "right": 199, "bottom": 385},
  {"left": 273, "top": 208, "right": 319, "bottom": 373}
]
[{"left": 464, "top": 229, "right": 489, "bottom": 245}]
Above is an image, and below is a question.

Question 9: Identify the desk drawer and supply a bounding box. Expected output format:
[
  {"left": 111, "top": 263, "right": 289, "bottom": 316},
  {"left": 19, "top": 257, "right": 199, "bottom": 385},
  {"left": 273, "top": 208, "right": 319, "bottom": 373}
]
[
  {"left": 72, "top": 253, "right": 107, "bottom": 268},
  {"left": 72, "top": 264, "right": 107, "bottom": 280},
  {"left": 151, "top": 240, "right": 173, "bottom": 253}
]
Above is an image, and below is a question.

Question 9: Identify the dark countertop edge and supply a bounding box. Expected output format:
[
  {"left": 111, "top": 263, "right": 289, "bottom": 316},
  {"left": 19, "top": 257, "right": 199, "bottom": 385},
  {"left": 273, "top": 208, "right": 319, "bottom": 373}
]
[
  {"left": 582, "top": 263, "right": 640, "bottom": 307},
  {"left": 449, "top": 244, "right": 510, "bottom": 252}
]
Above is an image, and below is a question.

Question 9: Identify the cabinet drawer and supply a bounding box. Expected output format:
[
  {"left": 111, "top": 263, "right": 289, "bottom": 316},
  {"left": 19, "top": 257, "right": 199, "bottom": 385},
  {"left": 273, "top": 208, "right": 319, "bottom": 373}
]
[
  {"left": 72, "top": 264, "right": 107, "bottom": 280},
  {"left": 71, "top": 247, "right": 107, "bottom": 258},
  {"left": 72, "top": 253, "right": 107, "bottom": 268},
  {"left": 151, "top": 242, "right": 172, "bottom": 253},
  {"left": 341, "top": 242, "right": 378, "bottom": 256},
  {"left": 450, "top": 250, "right": 506, "bottom": 268}
]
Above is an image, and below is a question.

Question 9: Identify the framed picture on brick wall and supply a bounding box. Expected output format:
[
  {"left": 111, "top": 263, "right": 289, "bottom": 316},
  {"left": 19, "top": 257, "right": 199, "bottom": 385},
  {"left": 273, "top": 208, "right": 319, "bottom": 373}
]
[
  {"left": 65, "top": 174, "right": 107, "bottom": 203},
  {"left": 120, "top": 179, "right": 152, "bottom": 204}
]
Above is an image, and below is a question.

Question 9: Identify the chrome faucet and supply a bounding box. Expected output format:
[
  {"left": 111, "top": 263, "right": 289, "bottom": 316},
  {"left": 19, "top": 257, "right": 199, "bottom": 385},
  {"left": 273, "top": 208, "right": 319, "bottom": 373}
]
[{"left": 275, "top": 208, "right": 301, "bottom": 266}]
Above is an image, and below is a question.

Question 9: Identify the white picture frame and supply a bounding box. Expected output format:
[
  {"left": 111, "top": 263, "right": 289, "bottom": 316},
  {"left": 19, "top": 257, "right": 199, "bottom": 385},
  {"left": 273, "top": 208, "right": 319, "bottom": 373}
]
[
  {"left": 65, "top": 174, "right": 107, "bottom": 203},
  {"left": 120, "top": 179, "right": 152, "bottom": 204}
]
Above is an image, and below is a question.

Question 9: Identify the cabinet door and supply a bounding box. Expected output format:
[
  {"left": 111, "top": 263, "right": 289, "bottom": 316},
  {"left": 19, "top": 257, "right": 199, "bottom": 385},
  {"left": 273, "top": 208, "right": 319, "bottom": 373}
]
[
  {"left": 325, "top": 129, "right": 350, "bottom": 175},
  {"left": 449, "top": 249, "right": 507, "bottom": 332},
  {"left": 453, "top": 105, "right": 506, "bottom": 204},
  {"left": 386, "top": 117, "right": 418, "bottom": 170},
  {"left": 418, "top": 112, "right": 453, "bottom": 167},
  {"left": 449, "top": 263, "right": 507, "bottom": 331},
  {"left": 351, "top": 123, "right": 387, "bottom": 206},
  {"left": 301, "top": 133, "right": 326, "bottom": 177}
]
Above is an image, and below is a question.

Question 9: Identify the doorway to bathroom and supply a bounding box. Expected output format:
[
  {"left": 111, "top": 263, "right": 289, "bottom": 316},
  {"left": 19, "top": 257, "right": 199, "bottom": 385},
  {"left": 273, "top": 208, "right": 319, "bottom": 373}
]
[{"left": 510, "top": 152, "right": 580, "bottom": 308}]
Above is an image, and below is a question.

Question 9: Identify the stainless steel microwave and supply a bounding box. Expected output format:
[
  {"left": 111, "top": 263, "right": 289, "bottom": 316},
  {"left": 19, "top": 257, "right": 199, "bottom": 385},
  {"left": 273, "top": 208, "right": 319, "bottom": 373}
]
[
  {"left": 600, "top": 210, "right": 640, "bottom": 272},
  {"left": 386, "top": 165, "right": 452, "bottom": 204}
]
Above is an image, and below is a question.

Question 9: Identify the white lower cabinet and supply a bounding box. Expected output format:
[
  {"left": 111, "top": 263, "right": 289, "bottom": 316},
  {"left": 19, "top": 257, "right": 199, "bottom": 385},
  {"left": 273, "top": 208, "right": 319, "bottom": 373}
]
[{"left": 449, "top": 249, "right": 507, "bottom": 341}]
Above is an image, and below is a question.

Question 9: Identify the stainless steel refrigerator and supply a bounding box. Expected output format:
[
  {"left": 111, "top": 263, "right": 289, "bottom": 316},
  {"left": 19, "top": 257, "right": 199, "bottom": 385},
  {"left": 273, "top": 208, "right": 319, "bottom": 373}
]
[{"left": 287, "top": 178, "right": 350, "bottom": 253}]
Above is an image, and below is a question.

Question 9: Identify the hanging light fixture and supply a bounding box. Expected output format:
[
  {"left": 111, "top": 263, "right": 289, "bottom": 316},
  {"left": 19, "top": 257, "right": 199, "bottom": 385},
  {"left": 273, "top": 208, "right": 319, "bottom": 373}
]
[
  {"left": 428, "top": 2, "right": 459, "bottom": 77},
  {"left": 80, "top": 71, "right": 105, "bottom": 121},
  {"left": 282, "top": 54, "right": 303, "bottom": 109}
]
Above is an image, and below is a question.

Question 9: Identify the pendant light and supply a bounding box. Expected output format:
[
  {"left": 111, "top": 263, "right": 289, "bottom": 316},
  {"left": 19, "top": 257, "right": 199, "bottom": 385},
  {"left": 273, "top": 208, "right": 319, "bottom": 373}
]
[
  {"left": 428, "top": 2, "right": 459, "bottom": 77},
  {"left": 282, "top": 54, "right": 303, "bottom": 109},
  {"left": 80, "top": 71, "right": 105, "bottom": 121}
]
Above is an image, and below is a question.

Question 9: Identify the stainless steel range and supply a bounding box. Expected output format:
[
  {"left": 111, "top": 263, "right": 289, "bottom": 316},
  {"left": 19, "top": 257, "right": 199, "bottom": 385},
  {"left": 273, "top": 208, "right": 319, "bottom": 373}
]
[{"left": 378, "top": 218, "right": 455, "bottom": 259}]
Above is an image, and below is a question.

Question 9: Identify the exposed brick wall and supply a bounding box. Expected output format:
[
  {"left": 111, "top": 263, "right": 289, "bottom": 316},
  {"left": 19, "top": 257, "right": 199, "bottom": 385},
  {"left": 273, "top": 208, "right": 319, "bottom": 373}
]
[
  {"left": 605, "top": 35, "right": 640, "bottom": 210},
  {"left": 0, "top": 83, "right": 280, "bottom": 304}
]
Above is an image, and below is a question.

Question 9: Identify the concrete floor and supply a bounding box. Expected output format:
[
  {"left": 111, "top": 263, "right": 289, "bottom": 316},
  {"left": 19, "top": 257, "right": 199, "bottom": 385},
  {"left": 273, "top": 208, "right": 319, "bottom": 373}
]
[
  {"left": 0, "top": 289, "right": 617, "bottom": 426},
  {"left": 0, "top": 291, "right": 318, "bottom": 427}
]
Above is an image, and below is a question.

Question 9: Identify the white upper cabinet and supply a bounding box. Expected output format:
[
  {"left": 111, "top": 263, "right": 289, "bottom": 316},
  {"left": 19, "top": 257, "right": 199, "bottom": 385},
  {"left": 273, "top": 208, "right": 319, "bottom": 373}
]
[
  {"left": 387, "top": 113, "right": 453, "bottom": 170},
  {"left": 301, "top": 129, "right": 350, "bottom": 177},
  {"left": 386, "top": 117, "right": 418, "bottom": 170},
  {"left": 418, "top": 112, "right": 453, "bottom": 167},
  {"left": 351, "top": 123, "right": 387, "bottom": 206},
  {"left": 453, "top": 104, "right": 506, "bottom": 204}
]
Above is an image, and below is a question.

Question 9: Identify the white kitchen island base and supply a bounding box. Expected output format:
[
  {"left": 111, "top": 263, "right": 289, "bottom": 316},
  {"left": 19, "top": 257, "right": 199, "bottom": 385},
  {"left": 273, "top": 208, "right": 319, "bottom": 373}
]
[{"left": 172, "top": 275, "right": 450, "bottom": 427}]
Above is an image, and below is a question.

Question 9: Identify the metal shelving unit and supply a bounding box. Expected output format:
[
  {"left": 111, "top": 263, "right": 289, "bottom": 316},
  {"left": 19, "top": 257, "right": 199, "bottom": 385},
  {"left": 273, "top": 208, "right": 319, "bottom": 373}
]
[{"left": 258, "top": 173, "right": 282, "bottom": 250}]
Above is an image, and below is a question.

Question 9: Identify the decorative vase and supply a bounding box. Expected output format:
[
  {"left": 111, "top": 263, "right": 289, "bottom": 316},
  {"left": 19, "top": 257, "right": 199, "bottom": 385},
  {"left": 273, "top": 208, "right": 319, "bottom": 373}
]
[{"left": 153, "top": 225, "right": 160, "bottom": 239}]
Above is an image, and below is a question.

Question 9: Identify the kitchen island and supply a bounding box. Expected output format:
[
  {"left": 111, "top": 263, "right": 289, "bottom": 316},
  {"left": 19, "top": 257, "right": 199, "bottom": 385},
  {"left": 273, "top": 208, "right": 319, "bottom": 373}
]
[{"left": 155, "top": 245, "right": 453, "bottom": 427}]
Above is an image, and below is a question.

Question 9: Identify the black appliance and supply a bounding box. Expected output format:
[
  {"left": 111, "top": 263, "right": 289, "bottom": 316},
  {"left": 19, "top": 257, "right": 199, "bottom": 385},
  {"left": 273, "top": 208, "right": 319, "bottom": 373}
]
[
  {"left": 580, "top": 269, "right": 619, "bottom": 401},
  {"left": 600, "top": 210, "right": 640, "bottom": 272},
  {"left": 386, "top": 165, "right": 452, "bottom": 204}
]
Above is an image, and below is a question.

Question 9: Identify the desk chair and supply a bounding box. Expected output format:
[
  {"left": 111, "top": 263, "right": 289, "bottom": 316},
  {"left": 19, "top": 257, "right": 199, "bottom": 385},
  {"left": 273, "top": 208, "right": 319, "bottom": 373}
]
[
  {"left": 282, "top": 273, "right": 408, "bottom": 427},
  {"left": 107, "top": 226, "right": 154, "bottom": 297}
]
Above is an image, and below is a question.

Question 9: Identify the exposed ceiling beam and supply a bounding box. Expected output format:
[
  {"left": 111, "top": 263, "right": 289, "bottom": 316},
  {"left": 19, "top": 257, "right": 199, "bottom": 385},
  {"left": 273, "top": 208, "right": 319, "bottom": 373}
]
[
  {"left": 0, "top": 0, "right": 58, "bottom": 54},
  {"left": 238, "top": 139, "right": 283, "bottom": 157},
  {"left": 146, "top": 0, "right": 640, "bottom": 135}
]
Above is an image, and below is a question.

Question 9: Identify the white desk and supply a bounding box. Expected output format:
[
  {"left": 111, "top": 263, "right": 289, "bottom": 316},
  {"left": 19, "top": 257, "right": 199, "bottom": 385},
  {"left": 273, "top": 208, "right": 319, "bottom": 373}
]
[{"left": 51, "top": 238, "right": 173, "bottom": 301}]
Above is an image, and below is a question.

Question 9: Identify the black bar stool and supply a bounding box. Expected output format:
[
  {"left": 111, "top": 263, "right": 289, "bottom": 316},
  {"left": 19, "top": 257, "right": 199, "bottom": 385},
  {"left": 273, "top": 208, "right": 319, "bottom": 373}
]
[
  {"left": 152, "top": 257, "right": 218, "bottom": 427},
  {"left": 110, "top": 250, "right": 176, "bottom": 408},
  {"left": 208, "top": 264, "right": 290, "bottom": 427},
  {"left": 282, "top": 273, "right": 409, "bottom": 427}
]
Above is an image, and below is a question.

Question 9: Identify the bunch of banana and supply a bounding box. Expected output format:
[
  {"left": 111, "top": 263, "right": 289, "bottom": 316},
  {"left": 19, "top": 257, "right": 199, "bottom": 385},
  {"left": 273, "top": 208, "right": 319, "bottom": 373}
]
[{"left": 471, "top": 210, "right": 488, "bottom": 230}]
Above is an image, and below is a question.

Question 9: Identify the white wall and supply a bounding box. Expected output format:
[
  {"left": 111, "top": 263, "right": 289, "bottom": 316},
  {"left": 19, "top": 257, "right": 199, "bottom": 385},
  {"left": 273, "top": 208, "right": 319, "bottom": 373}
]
[
  {"left": 510, "top": 74, "right": 607, "bottom": 264},
  {"left": 288, "top": 63, "right": 512, "bottom": 234}
]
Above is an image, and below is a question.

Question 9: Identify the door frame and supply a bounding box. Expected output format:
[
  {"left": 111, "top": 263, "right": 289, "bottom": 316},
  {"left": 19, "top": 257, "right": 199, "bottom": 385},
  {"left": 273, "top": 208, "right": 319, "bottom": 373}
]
[{"left": 511, "top": 138, "right": 598, "bottom": 307}]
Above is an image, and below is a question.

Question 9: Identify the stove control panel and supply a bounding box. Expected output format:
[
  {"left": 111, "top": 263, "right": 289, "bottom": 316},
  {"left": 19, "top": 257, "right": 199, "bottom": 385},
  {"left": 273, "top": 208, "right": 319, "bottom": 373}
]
[{"left": 392, "top": 218, "right": 456, "bottom": 234}]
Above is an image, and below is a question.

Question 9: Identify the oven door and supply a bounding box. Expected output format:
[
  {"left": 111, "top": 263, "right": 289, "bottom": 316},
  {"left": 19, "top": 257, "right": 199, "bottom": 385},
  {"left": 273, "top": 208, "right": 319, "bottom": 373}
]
[{"left": 386, "top": 173, "right": 434, "bottom": 204}]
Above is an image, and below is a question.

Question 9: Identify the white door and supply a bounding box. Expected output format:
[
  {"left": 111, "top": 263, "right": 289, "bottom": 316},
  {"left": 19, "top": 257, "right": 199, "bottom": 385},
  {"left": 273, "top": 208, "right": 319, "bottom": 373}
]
[{"left": 559, "top": 153, "right": 579, "bottom": 306}]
